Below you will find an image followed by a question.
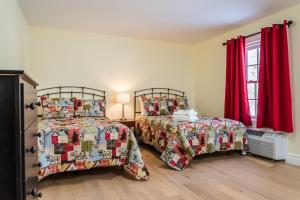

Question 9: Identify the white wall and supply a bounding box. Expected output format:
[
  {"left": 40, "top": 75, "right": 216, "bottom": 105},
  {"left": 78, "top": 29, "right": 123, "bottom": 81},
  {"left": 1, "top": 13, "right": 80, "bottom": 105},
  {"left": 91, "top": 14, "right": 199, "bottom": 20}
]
[
  {"left": 0, "top": 0, "right": 28, "bottom": 70},
  {"left": 27, "top": 27, "right": 196, "bottom": 119},
  {"left": 195, "top": 4, "right": 300, "bottom": 158},
  {"left": 24, "top": 1, "right": 300, "bottom": 163}
]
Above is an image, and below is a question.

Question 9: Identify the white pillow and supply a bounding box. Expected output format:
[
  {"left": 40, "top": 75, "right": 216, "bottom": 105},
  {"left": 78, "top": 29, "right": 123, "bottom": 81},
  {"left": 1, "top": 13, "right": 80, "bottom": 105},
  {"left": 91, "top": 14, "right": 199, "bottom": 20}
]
[{"left": 139, "top": 96, "right": 146, "bottom": 116}]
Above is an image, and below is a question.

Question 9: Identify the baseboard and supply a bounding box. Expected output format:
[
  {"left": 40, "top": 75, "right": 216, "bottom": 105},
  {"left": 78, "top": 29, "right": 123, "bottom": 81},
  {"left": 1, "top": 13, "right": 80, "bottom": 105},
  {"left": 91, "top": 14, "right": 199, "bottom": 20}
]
[{"left": 286, "top": 153, "right": 300, "bottom": 166}]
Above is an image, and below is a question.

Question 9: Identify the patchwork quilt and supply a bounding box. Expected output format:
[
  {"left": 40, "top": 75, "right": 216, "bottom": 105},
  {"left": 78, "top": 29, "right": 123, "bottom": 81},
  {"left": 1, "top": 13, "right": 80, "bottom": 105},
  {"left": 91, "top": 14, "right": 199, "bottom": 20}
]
[
  {"left": 38, "top": 117, "right": 149, "bottom": 180},
  {"left": 136, "top": 115, "right": 248, "bottom": 170}
]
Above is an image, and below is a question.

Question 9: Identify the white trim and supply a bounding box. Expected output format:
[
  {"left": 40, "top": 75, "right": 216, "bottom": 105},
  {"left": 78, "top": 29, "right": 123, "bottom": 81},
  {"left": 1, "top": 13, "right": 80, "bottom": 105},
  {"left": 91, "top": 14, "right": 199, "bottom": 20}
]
[
  {"left": 246, "top": 36, "right": 261, "bottom": 48},
  {"left": 246, "top": 41, "right": 260, "bottom": 50},
  {"left": 286, "top": 153, "right": 300, "bottom": 166}
]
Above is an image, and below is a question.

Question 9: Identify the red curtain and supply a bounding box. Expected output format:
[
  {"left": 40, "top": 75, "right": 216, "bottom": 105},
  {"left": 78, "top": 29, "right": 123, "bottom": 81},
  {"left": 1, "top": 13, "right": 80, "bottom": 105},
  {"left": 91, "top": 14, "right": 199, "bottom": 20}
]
[
  {"left": 224, "top": 36, "right": 252, "bottom": 126},
  {"left": 257, "top": 21, "right": 293, "bottom": 132}
]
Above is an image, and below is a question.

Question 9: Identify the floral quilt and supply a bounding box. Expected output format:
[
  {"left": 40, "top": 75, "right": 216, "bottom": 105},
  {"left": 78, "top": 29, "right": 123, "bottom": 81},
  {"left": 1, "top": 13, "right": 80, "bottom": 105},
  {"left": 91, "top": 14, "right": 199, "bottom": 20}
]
[
  {"left": 136, "top": 115, "right": 248, "bottom": 170},
  {"left": 38, "top": 117, "right": 149, "bottom": 180}
]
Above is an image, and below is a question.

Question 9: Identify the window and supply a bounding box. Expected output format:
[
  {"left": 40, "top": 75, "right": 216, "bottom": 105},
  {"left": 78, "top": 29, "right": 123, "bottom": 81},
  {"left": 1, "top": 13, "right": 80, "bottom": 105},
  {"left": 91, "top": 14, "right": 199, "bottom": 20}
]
[{"left": 246, "top": 39, "right": 260, "bottom": 120}]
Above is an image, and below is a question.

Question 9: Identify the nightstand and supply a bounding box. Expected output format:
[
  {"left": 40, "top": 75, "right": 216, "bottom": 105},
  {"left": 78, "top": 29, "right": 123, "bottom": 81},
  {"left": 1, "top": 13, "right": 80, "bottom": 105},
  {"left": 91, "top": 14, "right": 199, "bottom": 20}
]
[{"left": 114, "top": 119, "right": 135, "bottom": 130}]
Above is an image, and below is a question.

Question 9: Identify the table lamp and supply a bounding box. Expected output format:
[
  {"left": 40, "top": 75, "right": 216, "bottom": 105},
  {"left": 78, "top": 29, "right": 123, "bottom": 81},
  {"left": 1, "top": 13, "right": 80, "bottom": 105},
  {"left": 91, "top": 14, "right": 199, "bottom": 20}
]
[{"left": 116, "top": 92, "right": 130, "bottom": 120}]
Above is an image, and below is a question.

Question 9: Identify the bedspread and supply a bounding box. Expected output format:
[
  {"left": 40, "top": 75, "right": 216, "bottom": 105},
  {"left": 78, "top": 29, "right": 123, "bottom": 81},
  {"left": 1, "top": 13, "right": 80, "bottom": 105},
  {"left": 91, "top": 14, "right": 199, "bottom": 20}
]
[
  {"left": 38, "top": 117, "right": 149, "bottom": 180},
  {"left": 136, "top": 115, "right": 248, "bottom": 170}
]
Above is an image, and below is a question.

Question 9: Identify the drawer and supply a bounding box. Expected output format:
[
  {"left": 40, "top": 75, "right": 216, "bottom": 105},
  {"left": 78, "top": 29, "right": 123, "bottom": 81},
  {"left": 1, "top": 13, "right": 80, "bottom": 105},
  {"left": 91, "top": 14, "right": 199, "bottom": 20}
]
[
  {"left": 24, "top": 122, "right": 39, "bottom": 181},
  {"left": 25, "top": 155, "right": 38, "bottom": 182},
  {"left": 25, "top": 175, "right": 40, "bottom": 200},
  {"left": 25, "top": 159, "right": 38, "bottom": 183},
  {"left": 23, "top": 81, "right": 38, "bottom": 131}
]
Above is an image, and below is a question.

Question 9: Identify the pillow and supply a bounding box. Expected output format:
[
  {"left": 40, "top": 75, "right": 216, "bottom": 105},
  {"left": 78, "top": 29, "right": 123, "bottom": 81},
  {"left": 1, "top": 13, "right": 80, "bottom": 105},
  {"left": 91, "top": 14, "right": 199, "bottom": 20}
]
[
  {"left": 167, "top": 98, "right": 178, "bottom": 114},
  {"left": 74, "top": 98, "right": 105, "bottom": 117},
  {"left": 139, "top": 96, "right": 189, "bottom": 116},
  {"left": 138, "top": 96, "right": 146, "bottom": 116},
  {"left": 176, "top": 96, "right": 190, "bottom": 110},
  {"left": 41, "top": 97, "right": 75, "bottom": 119},
  {"left": 167, "top": 96, "right": 189, "bottom": 114},
  {"left": 159, "top": 97, "right": 170, "bottom": 115},
  {"left": 140, "top": 96, "right": 160, "bottom": 116}
]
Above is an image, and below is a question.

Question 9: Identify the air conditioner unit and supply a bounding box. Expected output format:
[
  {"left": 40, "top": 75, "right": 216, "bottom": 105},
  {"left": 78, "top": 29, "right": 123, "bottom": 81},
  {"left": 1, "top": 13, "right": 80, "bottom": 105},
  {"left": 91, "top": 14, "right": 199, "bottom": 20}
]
[{"left": 246, "top": 129, "right": 287, "bottom": 160}]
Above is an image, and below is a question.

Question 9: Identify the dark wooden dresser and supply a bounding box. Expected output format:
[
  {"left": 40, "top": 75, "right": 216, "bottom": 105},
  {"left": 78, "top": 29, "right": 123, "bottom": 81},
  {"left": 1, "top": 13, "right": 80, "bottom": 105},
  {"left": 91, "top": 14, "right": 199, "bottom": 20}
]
[{"left": 0, "top": 70, "right": 42, "bottom": 200}]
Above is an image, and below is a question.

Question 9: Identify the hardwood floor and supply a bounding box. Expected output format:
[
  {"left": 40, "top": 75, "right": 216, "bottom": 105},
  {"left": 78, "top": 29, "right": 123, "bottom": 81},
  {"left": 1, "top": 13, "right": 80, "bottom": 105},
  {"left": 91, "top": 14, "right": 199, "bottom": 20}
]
[{"left": 39, "top": 145, "right": 300, "bottom": 200}]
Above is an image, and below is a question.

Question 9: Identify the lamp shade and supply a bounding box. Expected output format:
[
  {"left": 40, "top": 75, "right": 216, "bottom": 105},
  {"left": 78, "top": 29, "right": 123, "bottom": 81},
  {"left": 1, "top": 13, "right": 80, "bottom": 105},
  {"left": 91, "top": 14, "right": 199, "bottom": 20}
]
[{"left": 116, "top": 92, "right": 130, "bottom": 104}]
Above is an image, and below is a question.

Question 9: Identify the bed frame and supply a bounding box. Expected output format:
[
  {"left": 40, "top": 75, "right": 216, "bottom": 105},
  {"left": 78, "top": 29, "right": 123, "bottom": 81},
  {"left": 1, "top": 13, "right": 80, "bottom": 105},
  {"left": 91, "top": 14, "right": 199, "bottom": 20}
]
[
  {"left": 134, "top": 88, "right": 185, "bottom": 120},
  {"left": 37, "top": 86, "right": 106, "bottom": 117},
  {"left": 133, "top": 88, "right": 245, "bottom": 158}
]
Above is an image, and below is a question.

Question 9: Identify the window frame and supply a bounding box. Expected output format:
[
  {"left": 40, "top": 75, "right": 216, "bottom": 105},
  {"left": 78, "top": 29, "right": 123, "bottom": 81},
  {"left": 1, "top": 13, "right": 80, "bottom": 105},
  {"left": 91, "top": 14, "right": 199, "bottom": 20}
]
[{"left": 245, "top": 39, "right": 260, "bottom": 121}]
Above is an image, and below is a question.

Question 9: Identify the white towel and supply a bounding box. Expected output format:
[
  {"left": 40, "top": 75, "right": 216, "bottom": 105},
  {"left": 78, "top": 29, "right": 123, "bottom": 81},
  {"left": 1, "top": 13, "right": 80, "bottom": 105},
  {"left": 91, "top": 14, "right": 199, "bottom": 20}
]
[
  {"left": 172, "top": 109, "right": 198, "bottom": 122},
  {"left": 173, "top": 116, "right": 199, "bottom": 122},
  {"left": 173, "top": 109, "right": 198, "bottom": 117}
]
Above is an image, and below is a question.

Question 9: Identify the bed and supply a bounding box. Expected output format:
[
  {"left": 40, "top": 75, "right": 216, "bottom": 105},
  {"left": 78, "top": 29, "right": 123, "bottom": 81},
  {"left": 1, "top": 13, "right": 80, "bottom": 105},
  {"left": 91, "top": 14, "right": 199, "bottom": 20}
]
[
  {"left": 134, "top": 88, "right": 248, "bottom": 170},
  {"left": 37, "top": 86, "right": 149, "bottom": 180}
]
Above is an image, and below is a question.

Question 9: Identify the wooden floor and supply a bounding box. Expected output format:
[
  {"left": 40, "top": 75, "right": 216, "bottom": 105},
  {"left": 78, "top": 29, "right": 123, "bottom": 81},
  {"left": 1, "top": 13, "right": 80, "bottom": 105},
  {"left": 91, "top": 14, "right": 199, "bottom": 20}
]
[{"left": 39, "top": 145, "right": 300, "bottom": 200}]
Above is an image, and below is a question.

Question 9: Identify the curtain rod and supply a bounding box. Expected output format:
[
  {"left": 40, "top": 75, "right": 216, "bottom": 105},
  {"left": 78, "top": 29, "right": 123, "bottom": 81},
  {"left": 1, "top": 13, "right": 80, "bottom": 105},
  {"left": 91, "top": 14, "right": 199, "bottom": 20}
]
[{"left": 222, "top": 20, "right": 293, "bottom": 46}]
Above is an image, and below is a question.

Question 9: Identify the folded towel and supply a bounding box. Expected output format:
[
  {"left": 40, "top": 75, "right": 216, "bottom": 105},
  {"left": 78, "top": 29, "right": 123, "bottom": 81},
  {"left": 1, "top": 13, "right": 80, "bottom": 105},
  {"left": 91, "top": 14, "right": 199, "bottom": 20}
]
[
  {"left": 173, "top": 116, "right": 198, "bottom": 120},
  {"left": 173, "top": 111, "right": 199, "bottom": 122},
  {"left": 173, "top": 109, "right": 198, "bottom": 117},
  {"left": 173, "top": 116, "right": 199, "bottom": 123}
]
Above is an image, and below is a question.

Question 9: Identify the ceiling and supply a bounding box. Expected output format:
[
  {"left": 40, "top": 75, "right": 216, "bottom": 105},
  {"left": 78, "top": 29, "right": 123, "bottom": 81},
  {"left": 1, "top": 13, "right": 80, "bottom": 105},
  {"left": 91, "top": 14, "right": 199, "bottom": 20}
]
[{"left": 18, "top": 0, "right": 300, "bottom": 44}]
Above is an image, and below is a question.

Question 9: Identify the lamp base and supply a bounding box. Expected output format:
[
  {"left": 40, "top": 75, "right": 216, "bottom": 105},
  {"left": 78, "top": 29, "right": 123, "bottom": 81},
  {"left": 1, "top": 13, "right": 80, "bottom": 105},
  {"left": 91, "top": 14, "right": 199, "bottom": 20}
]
[{"left": 120, "top": 104, "right": 126, "bottom": 121}]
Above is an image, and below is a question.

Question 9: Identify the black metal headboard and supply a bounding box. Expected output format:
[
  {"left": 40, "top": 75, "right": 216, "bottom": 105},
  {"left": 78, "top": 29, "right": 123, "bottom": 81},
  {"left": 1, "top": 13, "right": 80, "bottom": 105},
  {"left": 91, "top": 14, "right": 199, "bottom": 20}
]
[
  {"left": 37, "top": 86, "right": 106, "bottom": 116},
  {"left": 37, "top": 86, "right": 105, "bottom": 99},
  {"left": 134, "top": 88, "right": 185, "bottom": 120}
]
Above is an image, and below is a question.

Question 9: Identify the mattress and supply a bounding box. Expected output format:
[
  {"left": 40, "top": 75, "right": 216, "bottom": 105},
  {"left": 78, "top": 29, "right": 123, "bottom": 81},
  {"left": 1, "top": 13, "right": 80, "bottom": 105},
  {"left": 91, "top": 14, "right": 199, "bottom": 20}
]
[
  {"left": 136, "top": 115, "right": 248, "bottom": 170},
  {"left": 38, "top": 117, "right": 149, "bottom": 180}
]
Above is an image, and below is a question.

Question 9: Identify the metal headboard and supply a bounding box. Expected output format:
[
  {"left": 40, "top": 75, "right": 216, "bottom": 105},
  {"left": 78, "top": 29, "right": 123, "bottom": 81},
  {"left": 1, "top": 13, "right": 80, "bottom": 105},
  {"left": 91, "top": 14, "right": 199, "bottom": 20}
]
[
  {"left": 134, "top": 88, "right": 185, "bottom": 120},
  {"left": 37, "top": 86, "right": 106, "bottom": 116}
]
